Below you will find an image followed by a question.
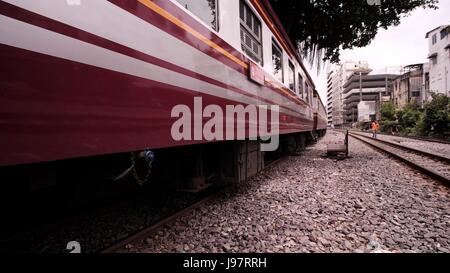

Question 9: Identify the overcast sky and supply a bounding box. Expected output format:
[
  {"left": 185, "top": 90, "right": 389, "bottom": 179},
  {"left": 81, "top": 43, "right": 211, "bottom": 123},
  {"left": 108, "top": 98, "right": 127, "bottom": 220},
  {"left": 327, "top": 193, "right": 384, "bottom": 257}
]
[{"left": 309, "top": 0, "right": 450, "bottom": 103}]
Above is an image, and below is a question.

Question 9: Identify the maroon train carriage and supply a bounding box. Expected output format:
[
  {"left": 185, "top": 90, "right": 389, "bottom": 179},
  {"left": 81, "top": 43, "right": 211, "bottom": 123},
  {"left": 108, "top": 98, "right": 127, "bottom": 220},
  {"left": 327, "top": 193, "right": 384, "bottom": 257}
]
[{"left": 0, "top": 0, "right": 327, "bottom": 220}]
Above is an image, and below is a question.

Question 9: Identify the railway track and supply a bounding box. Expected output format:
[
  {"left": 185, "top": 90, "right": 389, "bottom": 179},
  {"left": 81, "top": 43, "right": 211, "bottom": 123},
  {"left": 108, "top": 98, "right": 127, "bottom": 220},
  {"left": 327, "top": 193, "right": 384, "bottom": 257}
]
[
  {"left": 1, "top": 182, "right": 175, "bottom": 243},
  {"left": 346, "top": 131, "right": 450, "bottom": 186},
  {"left": 100, "top": 185, "right": 231, "bottom": 253},
  {"left": 401, "top": 135, "right": 450, "bottom": 145},
  {"left": 343, "top": 129, "right": 450, "bottom": 145},
  {"left": 1, "top": 153, "right": 289, "bottom": 253},
  {"left": 100, "top": 156, "right": 289, "bottom": 253}
]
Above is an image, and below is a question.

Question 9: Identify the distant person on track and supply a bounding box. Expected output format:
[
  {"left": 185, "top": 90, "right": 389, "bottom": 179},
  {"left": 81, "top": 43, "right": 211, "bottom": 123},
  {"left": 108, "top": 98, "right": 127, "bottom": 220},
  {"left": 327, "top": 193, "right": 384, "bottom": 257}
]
[{"left": 371, "top": 120, "right": 380, "bottom": 138}]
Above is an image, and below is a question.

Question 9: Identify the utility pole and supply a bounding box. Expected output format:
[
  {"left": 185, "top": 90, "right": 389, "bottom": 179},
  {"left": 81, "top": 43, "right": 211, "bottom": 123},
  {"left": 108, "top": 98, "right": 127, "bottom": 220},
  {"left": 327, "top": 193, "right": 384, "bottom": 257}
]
[
  {"left": 358, "top": 71, "right": 363, "bottom": 126},
  {"left": 379, "top": 73, "right": 387, "bottom": 121},
  {"left": 359, "top": 72, "right": 363, "bottom": 102}
]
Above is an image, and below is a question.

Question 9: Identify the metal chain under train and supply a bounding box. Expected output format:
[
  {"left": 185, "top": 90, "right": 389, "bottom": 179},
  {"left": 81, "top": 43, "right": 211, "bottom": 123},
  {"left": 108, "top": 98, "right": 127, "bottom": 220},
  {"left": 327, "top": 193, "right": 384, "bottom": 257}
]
[
  {"left": 113, "top": 150, "right": 155, "bottom": 186},
  {"left": 130, "top": 151, "right": 153, "bottom": 186}
]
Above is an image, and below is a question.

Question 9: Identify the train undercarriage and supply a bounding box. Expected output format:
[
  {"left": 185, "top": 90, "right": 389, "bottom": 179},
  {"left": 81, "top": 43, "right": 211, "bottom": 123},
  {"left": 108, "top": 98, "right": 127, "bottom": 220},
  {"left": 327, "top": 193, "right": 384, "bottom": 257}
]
[{"left": 0, "top": 130, "right": 326, "bottom": 239}]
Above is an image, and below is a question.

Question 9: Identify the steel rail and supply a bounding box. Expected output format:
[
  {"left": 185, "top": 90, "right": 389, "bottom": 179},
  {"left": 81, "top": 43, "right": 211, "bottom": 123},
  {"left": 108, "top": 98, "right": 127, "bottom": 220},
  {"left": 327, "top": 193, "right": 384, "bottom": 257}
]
[
  {"left": 348, "top": 131, "right": 450, "bottom": 164},
  {"left": 100, "top": 156, "right": 289, "bottom": 253},
  {"left": 347, "top": 133, "right": 450, "bottom": 187},
  {"left": 340, "top": 129, "right": 450, "bottom": 145},
  {"left": 100, "top": 185, "right": 231, "bottom": 253}
]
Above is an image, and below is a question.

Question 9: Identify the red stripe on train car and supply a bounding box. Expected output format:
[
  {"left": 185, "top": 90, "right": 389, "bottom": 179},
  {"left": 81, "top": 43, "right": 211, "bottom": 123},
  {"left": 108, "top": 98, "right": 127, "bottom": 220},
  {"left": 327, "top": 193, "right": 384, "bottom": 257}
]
[
  {"left": 0, "top": 1, "right": 308, "bottom": 117},
  {"left": 0, "top": 44, "right": 313, "bottom": 166}
]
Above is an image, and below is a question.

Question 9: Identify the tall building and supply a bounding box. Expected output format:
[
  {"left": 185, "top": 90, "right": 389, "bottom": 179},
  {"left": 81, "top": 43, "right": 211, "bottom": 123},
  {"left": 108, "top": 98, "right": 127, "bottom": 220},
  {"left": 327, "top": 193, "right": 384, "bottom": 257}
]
[
  {"left": 426, "top": 25, "right": 450, "bottom": 96},
  {"left": 392, "top": 63, "right": 430, "bottom": 109},
  {"left": 326, "top": 61, "right": 370, "bottom": 127},
  {"left": 326, "top": 71, "right": 334, "bottom": 126},
  {"left": 343, "top": 74, "right": 398, "bottom": 124}
]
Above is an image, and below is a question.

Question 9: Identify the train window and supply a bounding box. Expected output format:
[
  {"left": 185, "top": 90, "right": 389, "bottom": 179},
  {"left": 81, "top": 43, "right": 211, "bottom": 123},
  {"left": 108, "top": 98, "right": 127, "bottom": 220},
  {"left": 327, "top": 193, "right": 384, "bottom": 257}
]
[
  {"left": 272, "top": 40, "right": 283, "bottom": 83},
  {"left": 175, "top": 0, "right": 218, "bottom": 31},
  {"left": 288, "top": 61, "right": 295, "bottom": 91},
  {"left": 305, "top": 82, "right": 310, "bottom": 104},
  {"left": 298, "top": 73, "right": 304, "bottom": 98},
  {"left": 239, "top": 0, "right": 262, "bottom": 65}
]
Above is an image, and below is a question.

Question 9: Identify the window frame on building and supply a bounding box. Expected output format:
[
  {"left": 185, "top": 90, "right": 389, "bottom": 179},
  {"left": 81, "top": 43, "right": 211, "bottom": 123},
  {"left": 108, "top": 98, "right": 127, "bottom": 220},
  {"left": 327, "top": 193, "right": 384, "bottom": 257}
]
[
  {"left": 432, "top": 33, "right": 438, "bottom": 45},
  {"left": 239, "top": 0, "right": 263, "bottom": 65},
  {"left": 431, "top": 56, "right": 438, "bottom": 65}
]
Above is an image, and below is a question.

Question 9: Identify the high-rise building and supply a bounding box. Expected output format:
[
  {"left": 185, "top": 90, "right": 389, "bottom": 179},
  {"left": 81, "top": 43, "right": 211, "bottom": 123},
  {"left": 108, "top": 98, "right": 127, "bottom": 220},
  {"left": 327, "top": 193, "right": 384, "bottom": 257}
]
[
  {"left": 326, "top": 61, "right": 371, "bottom": 127},
  {"left": 343, "top": 74, "right": 398, "bottom": 124},
  {"left": 426, "top": 25, "right": 450, "bottom": 96}
]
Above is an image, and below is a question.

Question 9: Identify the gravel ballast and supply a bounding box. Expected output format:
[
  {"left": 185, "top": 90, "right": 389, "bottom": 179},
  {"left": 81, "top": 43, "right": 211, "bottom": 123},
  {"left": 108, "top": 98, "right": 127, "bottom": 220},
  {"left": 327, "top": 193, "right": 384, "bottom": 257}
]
[{"left": 121, "top": 131, "right": 450, "bottom": 253}]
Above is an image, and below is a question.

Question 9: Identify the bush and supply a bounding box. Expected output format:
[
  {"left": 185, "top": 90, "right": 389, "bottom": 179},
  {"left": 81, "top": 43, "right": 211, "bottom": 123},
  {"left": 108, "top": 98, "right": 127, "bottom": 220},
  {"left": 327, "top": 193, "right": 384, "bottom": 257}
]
[
  {"left": 415, "top": 114, "right": 427, "bottom": 136},
  {"left": 380, "top": 102, "right": 396, "bottom": 122},
  {"left": 380, "top": 120, "right": 398, "bottom": 134},
  {"left": 397, "top": 103, "right": 421, "bottom": 134},
  {"left": 421, "top": 93, "right": 450, "bottom": 136},
  {"left": 357, "top": 122, "right": 371, "bottom": 131},
  {"left": 380, "top": 102, "right": 398, "bottom": 133},
  {"left": 379, "top": 94, "right": 449, "bottom": 137}
]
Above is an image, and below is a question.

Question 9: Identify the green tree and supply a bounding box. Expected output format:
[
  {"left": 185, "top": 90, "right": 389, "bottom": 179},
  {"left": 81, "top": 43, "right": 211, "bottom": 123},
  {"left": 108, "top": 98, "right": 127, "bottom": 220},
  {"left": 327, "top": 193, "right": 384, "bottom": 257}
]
[
  {"left": 421, "top": 93, "right": 450, "bottom": 136},
  {"left": 268, "top": 0, "right": 438, "bottom": 64},
  {"left": 379, "top": 102, "right": 397, "bottom": 133},
  {"left": 380, "top": 102, "right": 396, "bottom": 121},
  {"left": 397, "top": 103, "right": 421, "bottom": 133}
]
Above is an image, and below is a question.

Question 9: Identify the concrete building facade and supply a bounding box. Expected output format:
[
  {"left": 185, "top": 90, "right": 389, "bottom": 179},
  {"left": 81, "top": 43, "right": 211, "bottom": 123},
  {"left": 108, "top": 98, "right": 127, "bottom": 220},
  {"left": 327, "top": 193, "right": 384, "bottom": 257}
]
[
  {"left": 392, "top": 63, "right": 430, "bottom": 109},
  {"left": 326, "top": 61, "right": 370, "bottom": 127},
  {"left": 426, "top": 25, "right": 450, "bottom": 97},
  {"left": 343, "top": 74, "right": 398, "bottom": 124}
]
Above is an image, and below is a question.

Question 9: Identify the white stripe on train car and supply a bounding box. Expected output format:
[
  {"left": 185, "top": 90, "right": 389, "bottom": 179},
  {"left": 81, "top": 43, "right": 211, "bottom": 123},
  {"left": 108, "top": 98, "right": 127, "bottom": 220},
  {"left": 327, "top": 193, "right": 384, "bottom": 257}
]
[
  {"left": 0, "top": 15, "right": 292, "bottom": 118},
  {"left": 2, "top": 0, "right": 305, "bottom": 117}
]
